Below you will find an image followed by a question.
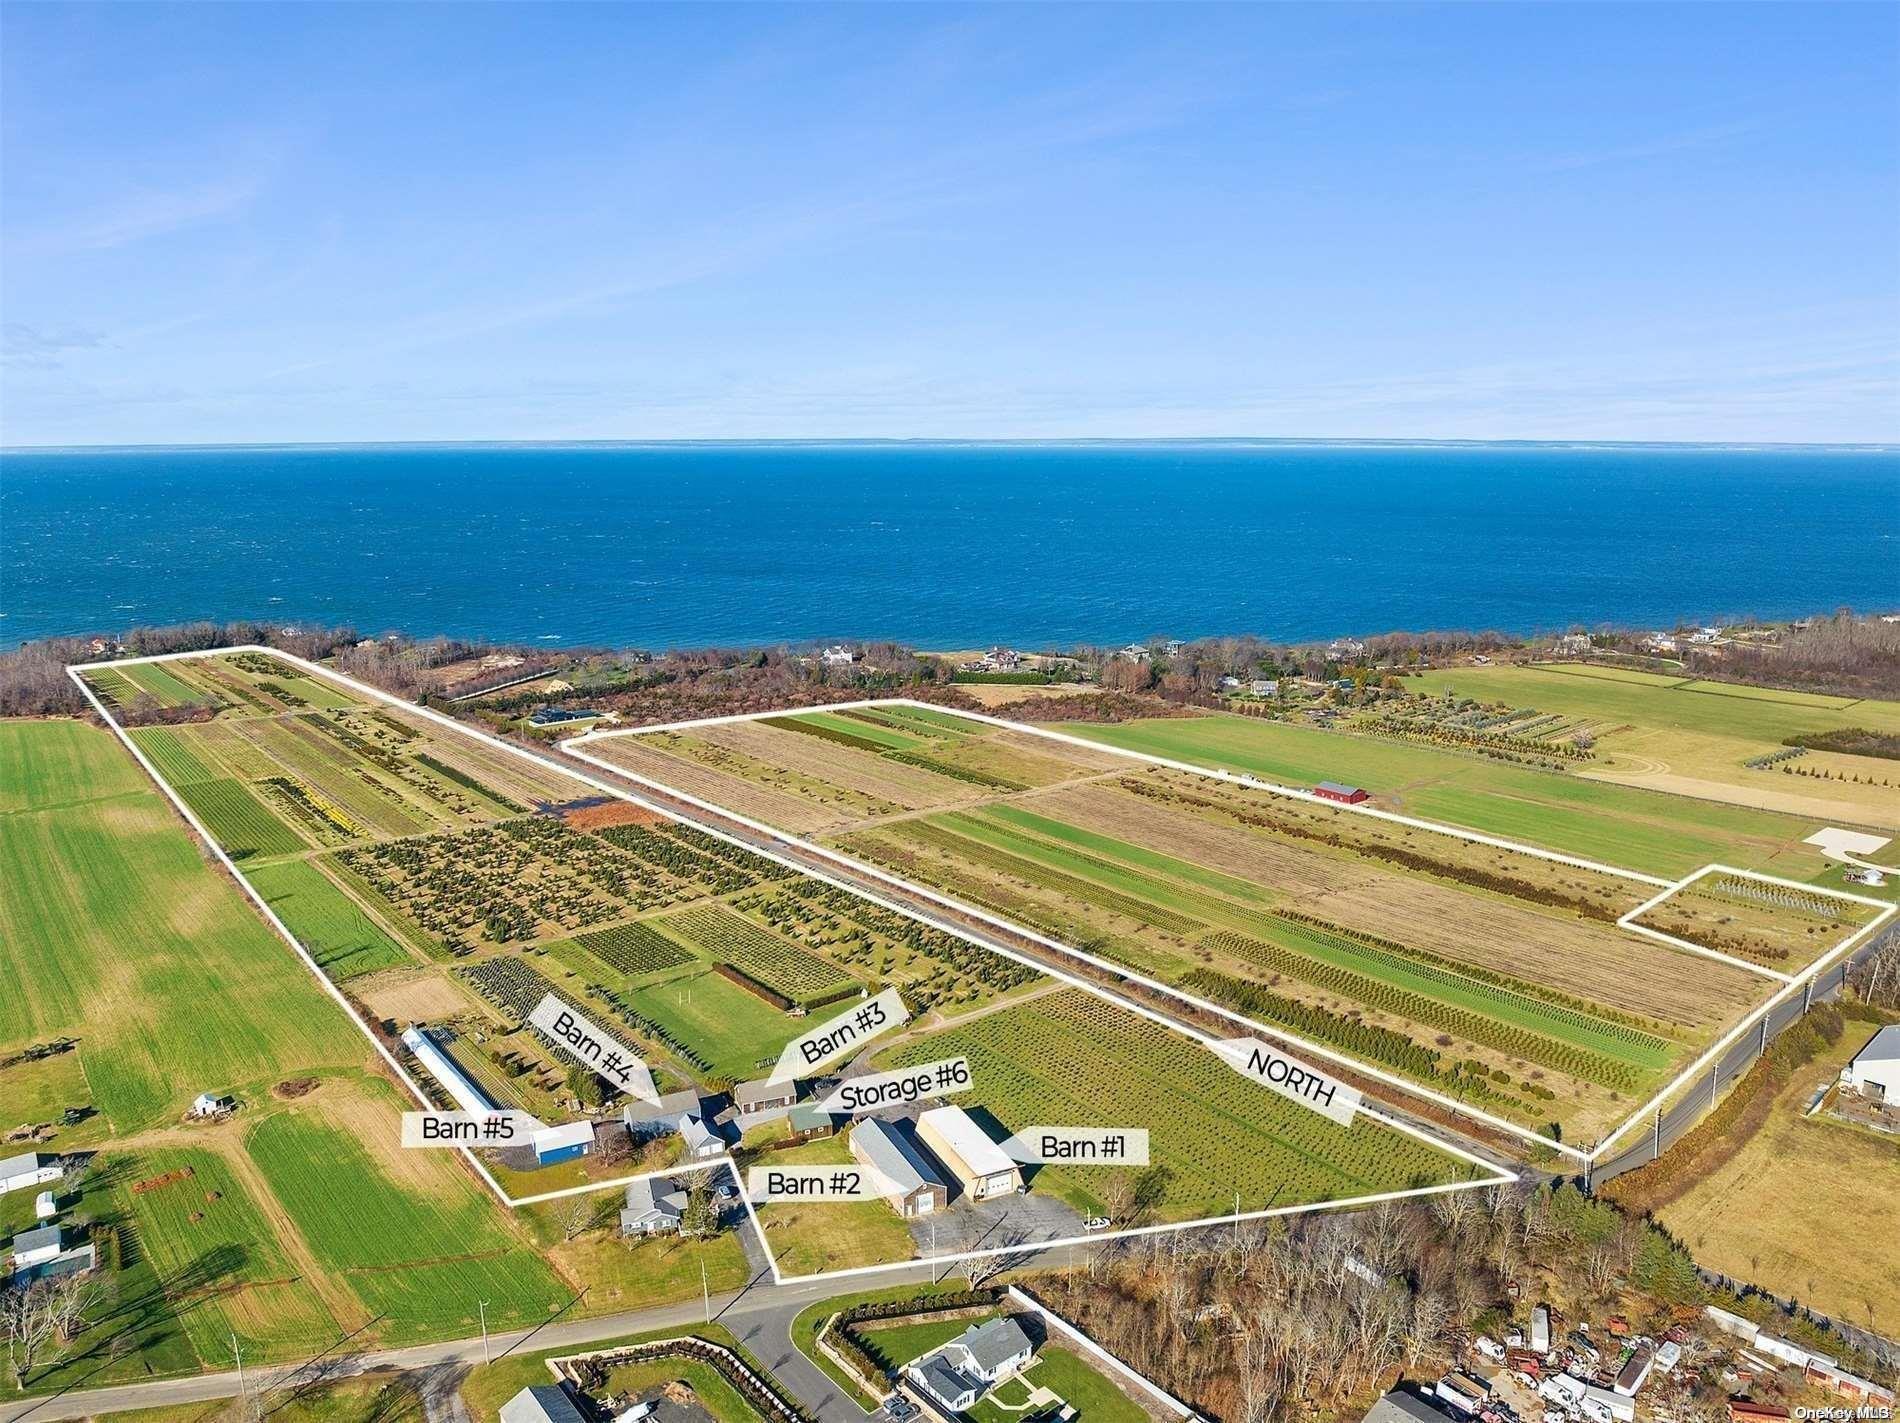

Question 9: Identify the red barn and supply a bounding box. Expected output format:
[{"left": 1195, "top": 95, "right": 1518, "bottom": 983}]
[{"left": 1315, "top": 781, "right": 1369, "bottom": 804}]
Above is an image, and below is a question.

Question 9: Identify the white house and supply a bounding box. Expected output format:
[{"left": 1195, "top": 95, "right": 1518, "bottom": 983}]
[
  {"left": 679, "top": 1113, "right": 724, "bottom": 1161},
  {"left": 1250, "top": 678, "right": 1279, "bottom": 696},
  {"left": 619, "top": 1177, "right": 688, "bottom": 1236},
  {"left": 0, "top": 1153, "right": 61, "bottom": 1197},
  {"left": 821, "top": 645, "right": 858, "bottom": 667},
  {"left": 1840, "top": 1024, "right": 1900, "bottom": 1104},
  {"left": 909, "top": 1317, "right": 1036, "bottom": 1412},
  {"left": 9, "top": 1225, "right": 64, "bottom": 1269},
  {"left": 190, "top": 1092, "right": 234, "bottom": 1118}
]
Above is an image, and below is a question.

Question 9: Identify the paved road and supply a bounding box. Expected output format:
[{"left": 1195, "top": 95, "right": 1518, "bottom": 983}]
[{"left": 0, "top": 1264, "right": 942, "bottom": 1423}]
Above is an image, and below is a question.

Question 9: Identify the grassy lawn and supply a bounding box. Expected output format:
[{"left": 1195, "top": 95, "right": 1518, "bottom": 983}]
[
  {"left": 860, "top": 1312, "right": 993, "bottom": 1370},
  {"left": 627, "top": 966, "right": 805, "bottom": 1079},
  {"left": 1070, "top": 711, "right": 1834, "bottom": 879},
  {"left": 244, "top": 857, "right": 415, "bottom": 979},
  {"left": 604, "top": 1356, "right": 765, "bottom": 1423},
  {"left": 969, "top": 1346, "right": 1150, "bottom": 1423},
  {"left": 245, "top": 1085, "right": 568, "bottom": 1342},
  {"left": 0, "top": 719, "right": 363, "bottom": 1131},
  {"left": 0, "top": 1048, "right": 104, "bottom": 1150},
  {"left": 117, "top": 1145, "right": 343, "bottom": 1359},
  {"left": 1658, "top": 1023, "right": 1900, "bottom": 1336},
  {"left": 755, "top": 1135, "right": 920, "bottom": 1276},
  {"left": 789, "top": 1282, "right": 988, "bottom": 1409}
]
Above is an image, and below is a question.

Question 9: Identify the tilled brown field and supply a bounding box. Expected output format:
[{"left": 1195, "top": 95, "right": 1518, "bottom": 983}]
[
  {"left": 1017, "top": 779, "right": 1765, "bottom": 1028},
  {"left": 583, "top": 732, "right": 854, "bottom": 833}
]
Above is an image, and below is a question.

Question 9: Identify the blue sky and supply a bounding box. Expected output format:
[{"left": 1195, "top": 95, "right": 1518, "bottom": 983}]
[{"left": 2, "top": 2, "right": 1895, "bottom": 446}]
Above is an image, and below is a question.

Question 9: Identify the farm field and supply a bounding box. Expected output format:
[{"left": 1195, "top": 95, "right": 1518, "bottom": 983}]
[
  {"left": 582, "top": 711, "right": 1122, "bottom": 835},
  {"left": 572, "top": 701, "right": 1870, "bottom": 1146},
  {"left": 1067, "top": 709, "right": 1850, "bottom": 882},
  {"left": 1408, "top": 663, "right": 1900, "bottom": 836},
  {"left": 245, "top": 1080, "right": 570, "bottom": 1343},
  {"left": 0, "top": 718, "right": 364, "bottom": 1132},
  {"left": 871, "top": 987, "right": 1480, "bottom": 1224},
  {"left": 1657, "top": 1023, "right": 1900, "bottom": 1336},
  {"left": 245, "top": 857, "right": 416, "bottom": 979},
  {"left": 117, "top": 1145, "right": 343, "bottom": 1360}
]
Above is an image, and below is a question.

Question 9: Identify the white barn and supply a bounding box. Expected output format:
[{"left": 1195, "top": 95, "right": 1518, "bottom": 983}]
[
  {"left": 1841, "top": 1025, "right": 1900, "bottom": 1104},
  {"left": 0, "top": 1154, "right": 61, "bottom": 1197}
]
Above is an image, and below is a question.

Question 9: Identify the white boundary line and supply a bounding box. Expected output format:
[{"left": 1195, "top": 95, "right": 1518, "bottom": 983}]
[
  {"left": 567, "top": 697, "right": 1898, "bottom": 1164},
  {"left": 64, "top": 647, "right": 1509, "bottom": 1287}
]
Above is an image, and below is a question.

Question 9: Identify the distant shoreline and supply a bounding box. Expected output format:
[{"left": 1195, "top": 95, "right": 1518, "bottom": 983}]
[{"left": 7, "top": 436, "right": 1898, "bottom": 455}]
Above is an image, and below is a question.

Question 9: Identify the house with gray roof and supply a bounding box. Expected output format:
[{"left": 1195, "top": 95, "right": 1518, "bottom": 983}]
[
  {"left": 1359, "top": 1390, "right": 1456, "bottom": 1423},
  {"left": 623, "top": 1088, "right": 716, "bottom": 1140},
  {"left": 500, "top": 1384, "right": 588, "bottom": 1423},
  {"left": 908, "top": 1316, "right": 1036, "bottom": 1412},
  {"left": 619, "top": 1176, "right": 689, "bottom": 1236}
]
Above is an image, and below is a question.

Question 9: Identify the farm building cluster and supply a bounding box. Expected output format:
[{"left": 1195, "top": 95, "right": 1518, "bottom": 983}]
[{"left": 0, "top": 1152, "right": 97, "bottom": 1286}]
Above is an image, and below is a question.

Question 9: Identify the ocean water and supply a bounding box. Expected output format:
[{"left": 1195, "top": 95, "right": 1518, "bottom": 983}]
[{"left": 2, "top": 441, "right": 1895, "bottom": 651}]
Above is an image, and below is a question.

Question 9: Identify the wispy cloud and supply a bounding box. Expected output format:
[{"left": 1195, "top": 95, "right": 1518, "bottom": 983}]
[
  {"left": 1531, "top": 118, "right": 1762, "bottom": 174},
  {"left": 2, "top": 322, "right": 106, "bottom": 370}
]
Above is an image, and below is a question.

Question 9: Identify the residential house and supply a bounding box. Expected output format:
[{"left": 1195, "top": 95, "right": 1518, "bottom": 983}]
[
  {"left": 678, "top": 1113, "right": 725, "bottom": 1161},
  {"left": 1250, "top": 678, "right": 1278, "bottom": 696},
  {"left": 500, "top": 1385, "right": 589, "bottom": 1423},
  {"left": 732, "top": 1079, "right": 797, "bottom": 1119},
  {"left": 1328, "top": 637, "right": 1367, "bottom": 659},
  {"left": 821, "top": 645, "right": 858, "bottom": 667},
  {"left": 909, "top": 1317, "right": 1036, "bottom": 1412},
  {"left": 1557, "top": 633, "right": 1593, "bottom": 655},
  {"left": 1360, "top": 1391, "right": 1456, "bottom": 1423},
  {"left": 849, "top": 1119, "right": 947, "bottom": 1217},
  {"left": 1163, "top": 640, "right": 1187, "bottom": 657},
  {"left": 619, "top": 1177, "right": 689, "bottom": 1236},
  {"left": 1116, "top": 644, "right": 1150, "bottom": 662}
]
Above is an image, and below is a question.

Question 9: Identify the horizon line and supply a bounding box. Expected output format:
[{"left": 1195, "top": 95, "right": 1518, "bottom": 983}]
[{"left": 7, "top": 435, "right": 1899, "bottom": 455}]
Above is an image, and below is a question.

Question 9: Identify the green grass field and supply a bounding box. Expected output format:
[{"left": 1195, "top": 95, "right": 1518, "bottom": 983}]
[
  {"left": 0, "top": 716, "right": 147, "bottom": 812},
  {"left": 1069, "top": 711, "right": 1831, "bottom": 878},
  {"left": 118, "top": 661, "right": 224, "bottom": 709},
  {"left": 778, "top": 710, "right": 932, "bottom": 751},
  {"left": 120, "top": 1146, "right": 343, "bottom": 1358},
  {"left": 245, "top": 858, "right": 415, "bottom": 979},
  {"left": 130, "top": 726, "right": 221, "bottom": 786},
  {"left": 177, "top": 776, "right": 308, "bottom": 859},
  {"left": 247, "top": 1101, "right": 567, "bottom": 1341},
  {"left": 0, "top": 721, "right": 363, "bottom": 1129},
  {"left": 628, "top": 967, "right": 805, "bottom": 1079}
]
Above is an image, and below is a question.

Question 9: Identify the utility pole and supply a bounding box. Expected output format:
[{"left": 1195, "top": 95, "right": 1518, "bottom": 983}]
[
  {"left": 1653, "top": 1108, "right": 1662, "bottom": 1161},
  {"left": 478, "top": 1299, "right": 491, "bottom": 1366},
  {"left": 700, "top": 1259, "right": 710, "bottom": 1323},
  {"left": 232, "top": 1334, "right": 246, "bottom": 1416}
]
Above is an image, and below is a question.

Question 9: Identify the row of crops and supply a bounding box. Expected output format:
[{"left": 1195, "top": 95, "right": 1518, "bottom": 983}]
[
  {"left": 884, "top": 988, "right": 1466, "bottom": 1214},
  {"left": 664, "top": 906, "right": 860, "bottom": 1007},
  {"left": 1206, "top": 930, "right": 1648, "bottom": 1094}
]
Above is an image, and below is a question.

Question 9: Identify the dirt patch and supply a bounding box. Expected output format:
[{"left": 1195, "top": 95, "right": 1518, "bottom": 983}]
[
  {"left": 272, "top": 1078, "right": 320, "bottom": 1100},
  {"left": 354, "top": 969, "right": 478, "bottom": 1025},
  {"left": 562, "top": 801, "right": 664, "bottom": 831},
  {"left": 132, "top": 1165, "right": 194, "bottom": 1195}
]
